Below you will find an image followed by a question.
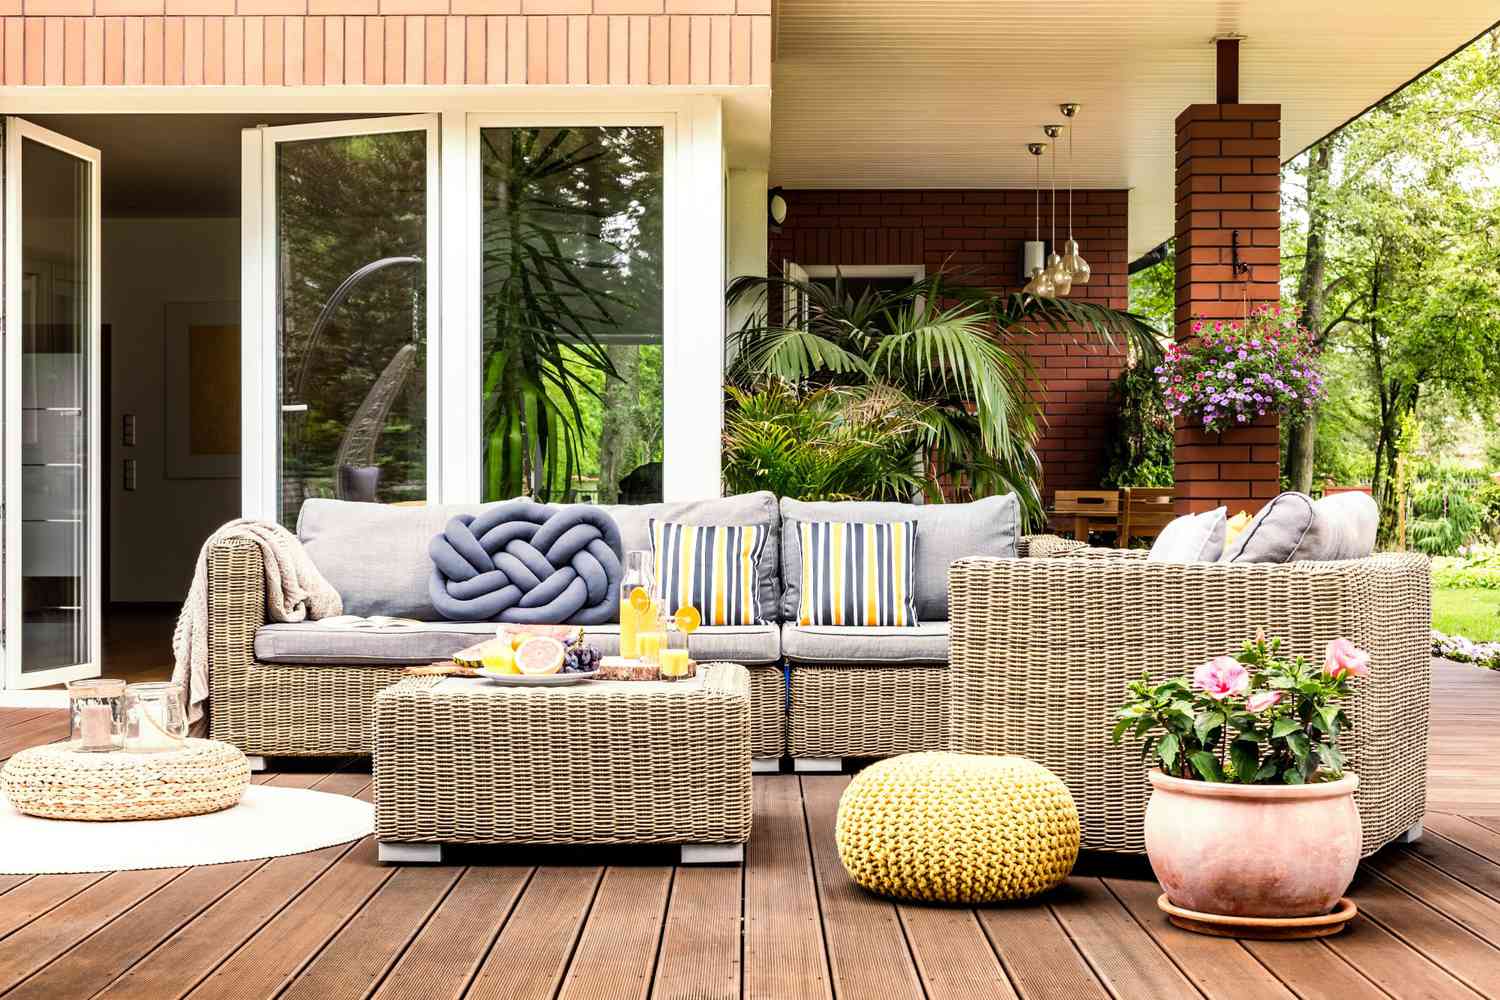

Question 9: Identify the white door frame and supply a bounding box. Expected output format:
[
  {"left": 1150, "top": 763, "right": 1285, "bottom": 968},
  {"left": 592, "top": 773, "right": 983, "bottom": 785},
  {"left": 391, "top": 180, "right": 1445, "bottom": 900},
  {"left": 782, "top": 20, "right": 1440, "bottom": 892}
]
[
  {"left": 240, "top": 113, "right": 442, "bottom": 521},
  {"left": 3, "top": 117, "right": 103, "bottom": 690}
]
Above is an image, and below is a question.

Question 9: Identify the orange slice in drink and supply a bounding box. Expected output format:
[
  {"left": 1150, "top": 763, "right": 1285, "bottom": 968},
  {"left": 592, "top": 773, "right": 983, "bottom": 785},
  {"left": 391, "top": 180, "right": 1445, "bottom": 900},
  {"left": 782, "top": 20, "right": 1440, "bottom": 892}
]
[
  {"left": 514, "top": 636, "right": 565, "bottom": 676},
  {"left": 674, "top": 605, "right": 702, "bottom": 635},
  {"left": 628, "top": 586, "right": 653, "bottom": 613}
]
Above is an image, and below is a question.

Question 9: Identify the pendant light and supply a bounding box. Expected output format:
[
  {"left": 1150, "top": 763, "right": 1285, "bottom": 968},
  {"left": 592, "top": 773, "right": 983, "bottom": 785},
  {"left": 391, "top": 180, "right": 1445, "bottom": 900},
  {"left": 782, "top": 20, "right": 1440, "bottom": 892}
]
[
  {"left": 1022, "top": 143, "right": 1055, "bottom": 298},
  {"left": 1059, "top": 102, "right": 1091, "bottom": 285},
  {"left": 1043, "top": 124, "right": 1073, "bottom": 296}
]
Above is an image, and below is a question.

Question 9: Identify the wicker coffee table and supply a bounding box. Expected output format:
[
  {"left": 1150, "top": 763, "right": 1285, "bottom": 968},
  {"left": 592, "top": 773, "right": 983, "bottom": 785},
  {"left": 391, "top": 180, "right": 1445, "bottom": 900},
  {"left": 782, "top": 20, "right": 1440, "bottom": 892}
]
[
  {"left": 0, "top": 738, "right": 251, "bottom": 821},
  {"left": 373, "top": 662, "right": 752, "bottom": 864}
]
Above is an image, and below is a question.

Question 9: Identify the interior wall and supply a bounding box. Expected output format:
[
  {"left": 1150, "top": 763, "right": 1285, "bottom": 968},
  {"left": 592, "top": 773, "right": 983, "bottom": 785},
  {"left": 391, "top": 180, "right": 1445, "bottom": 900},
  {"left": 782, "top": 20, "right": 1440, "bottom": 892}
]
[{"left": 104, "top": 218, "right": 240, "bottom": 603}]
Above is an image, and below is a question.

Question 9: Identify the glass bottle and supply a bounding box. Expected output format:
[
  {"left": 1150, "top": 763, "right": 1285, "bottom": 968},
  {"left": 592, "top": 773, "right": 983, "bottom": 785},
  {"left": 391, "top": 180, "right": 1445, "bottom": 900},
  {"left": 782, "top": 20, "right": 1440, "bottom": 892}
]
[
  {"left": 68, "top": 678, "right": 126, "bottom": 752},
  {"left": 619, "top": 549, "right": 656, "bottom": 659},
  {"left": 658, "top": 620, "right": 692, "bottom": 681}
]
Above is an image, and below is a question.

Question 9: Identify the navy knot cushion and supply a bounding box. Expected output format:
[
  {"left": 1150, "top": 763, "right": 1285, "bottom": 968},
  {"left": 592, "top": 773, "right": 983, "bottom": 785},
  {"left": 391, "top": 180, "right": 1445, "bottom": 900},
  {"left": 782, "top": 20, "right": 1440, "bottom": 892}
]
[{"left": 428, "top": 499, "right": 623, "bottom": 624}]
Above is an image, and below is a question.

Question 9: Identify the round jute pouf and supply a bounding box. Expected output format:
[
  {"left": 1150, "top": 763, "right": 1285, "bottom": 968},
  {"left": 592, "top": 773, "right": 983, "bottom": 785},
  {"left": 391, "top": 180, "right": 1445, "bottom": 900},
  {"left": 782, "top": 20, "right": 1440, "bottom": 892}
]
[
  {"left": 0, "top": 738, "right": 251, "bottom": 821},
  {"left": 835, "top": 752, "right": 1080, "bottom": 904}
]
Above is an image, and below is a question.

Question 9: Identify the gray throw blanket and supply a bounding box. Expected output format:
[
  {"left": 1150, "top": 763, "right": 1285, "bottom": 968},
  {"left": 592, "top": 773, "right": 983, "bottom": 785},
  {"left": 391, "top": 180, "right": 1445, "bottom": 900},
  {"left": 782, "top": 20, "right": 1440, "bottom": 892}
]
[
  {"left": 428, "top": 499, "right": 623, "bottom": 624},
  {"left": 172, "top": 519, "right": 344, "bottom": 730}
]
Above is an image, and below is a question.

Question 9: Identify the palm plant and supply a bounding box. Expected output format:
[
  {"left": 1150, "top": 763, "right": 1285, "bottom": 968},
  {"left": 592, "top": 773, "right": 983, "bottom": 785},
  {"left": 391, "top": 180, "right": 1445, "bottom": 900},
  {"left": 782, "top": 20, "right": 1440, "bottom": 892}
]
[{"left": 725, "top": 269, "right": 1161, "bottom": 525}]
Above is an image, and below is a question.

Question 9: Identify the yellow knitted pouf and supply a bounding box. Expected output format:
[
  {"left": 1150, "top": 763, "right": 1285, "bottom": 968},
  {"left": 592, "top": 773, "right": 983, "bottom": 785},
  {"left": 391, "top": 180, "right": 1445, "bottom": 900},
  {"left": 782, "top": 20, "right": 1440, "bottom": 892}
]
[{"left": 835, "top": 752, "right": 1080, "bottom": 904}]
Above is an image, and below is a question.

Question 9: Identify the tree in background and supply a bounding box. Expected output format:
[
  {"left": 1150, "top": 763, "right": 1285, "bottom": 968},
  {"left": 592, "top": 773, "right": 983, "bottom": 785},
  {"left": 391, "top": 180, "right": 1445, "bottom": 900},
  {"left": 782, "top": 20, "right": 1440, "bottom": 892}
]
[{"left": 1279, "top": 31, "right": 1500, "bottom": 543}]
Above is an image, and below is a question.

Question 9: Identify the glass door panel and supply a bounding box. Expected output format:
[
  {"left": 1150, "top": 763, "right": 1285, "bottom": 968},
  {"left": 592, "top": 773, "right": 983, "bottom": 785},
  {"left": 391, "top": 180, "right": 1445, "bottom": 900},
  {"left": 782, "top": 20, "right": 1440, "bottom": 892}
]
[
  {"left": 262, "top": 117, "right": 437, "bottom": 527},
  {"left": 476, "top": 125, "right": 665, "bottom": 504},
  {"left": 4, "top": 118, "right": 101, "bottom": 688}
]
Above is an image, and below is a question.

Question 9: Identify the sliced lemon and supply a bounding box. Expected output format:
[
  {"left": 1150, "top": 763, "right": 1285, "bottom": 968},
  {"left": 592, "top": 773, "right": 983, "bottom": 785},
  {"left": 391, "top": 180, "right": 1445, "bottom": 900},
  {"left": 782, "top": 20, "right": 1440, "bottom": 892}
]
[{"left": 628, "top": 586, "right": 653, "bottom": 613}]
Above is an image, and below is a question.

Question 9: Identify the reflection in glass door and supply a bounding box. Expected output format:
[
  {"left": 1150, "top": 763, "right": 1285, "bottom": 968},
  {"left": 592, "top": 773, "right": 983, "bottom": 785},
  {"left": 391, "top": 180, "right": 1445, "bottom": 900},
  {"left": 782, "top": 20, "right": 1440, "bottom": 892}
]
[
  {"left": 248, "top": 116, "right": 438, "bottom": 527},
  {"left": 3, "top": 118, "right": 102, "bottom": 689}
]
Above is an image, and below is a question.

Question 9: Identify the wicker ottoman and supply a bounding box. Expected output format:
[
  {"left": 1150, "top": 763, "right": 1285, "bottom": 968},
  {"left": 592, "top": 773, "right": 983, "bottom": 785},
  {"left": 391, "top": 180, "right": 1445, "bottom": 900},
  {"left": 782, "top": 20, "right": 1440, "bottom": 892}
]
[
  {"left": 0, "top": 739, "right": 251, "bottom": 821},
  {"left": 373, "top": 663, "right": 753, "bottom": 864},
  {"left": 835, "top": 752, "right": 1080, "bottom": 903}
]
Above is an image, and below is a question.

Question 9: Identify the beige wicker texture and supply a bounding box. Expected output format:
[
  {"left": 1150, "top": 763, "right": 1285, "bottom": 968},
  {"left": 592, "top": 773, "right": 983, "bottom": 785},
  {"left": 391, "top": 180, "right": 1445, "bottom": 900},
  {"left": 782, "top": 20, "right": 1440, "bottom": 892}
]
[
  {"left": 749, "top": 664, "right": 787, "bottom": 757},
  {"left": 373, "top": 663, "right": 753, "bottom": 847},
  {"left": 835, "top": 752, "right": 1080, "bottom": 903},
  {"left": 0, "top": 738, "right": 250, "bottom": 821},
  {"left": 948, "top": 550, "right": 1432, "bottom": 857},
  {"left": 207, "top": 537, "right": 406, "bottom": 757},
  {"left": 784, "top": 535, "right": 1057, "bottom": 760}
]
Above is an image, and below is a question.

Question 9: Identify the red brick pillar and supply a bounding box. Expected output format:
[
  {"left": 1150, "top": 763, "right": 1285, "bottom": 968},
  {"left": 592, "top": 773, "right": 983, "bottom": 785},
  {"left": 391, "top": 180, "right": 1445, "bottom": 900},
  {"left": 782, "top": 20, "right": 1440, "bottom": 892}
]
[{"left": 1173, "top": 103, "right": 1282, "bottom": 515}]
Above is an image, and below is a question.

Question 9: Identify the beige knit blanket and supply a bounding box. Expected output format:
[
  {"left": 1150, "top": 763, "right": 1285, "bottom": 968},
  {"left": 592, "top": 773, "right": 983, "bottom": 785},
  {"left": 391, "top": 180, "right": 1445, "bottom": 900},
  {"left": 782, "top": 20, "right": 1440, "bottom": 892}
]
[{"left": 172, "top": 519, "right": 343, "bottom": 730}]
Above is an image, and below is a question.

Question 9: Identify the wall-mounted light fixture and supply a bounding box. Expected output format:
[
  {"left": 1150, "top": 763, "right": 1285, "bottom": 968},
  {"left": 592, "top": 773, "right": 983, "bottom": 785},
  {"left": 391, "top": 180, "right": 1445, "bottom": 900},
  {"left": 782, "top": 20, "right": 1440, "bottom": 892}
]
[{"left": 768, "top": 186, "right": 788, "bottom": 228}]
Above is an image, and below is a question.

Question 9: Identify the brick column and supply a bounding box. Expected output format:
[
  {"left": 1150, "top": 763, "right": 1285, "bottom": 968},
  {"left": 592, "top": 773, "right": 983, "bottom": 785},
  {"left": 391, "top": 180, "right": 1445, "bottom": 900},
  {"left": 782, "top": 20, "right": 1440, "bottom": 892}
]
[{"left": 1173, "top": 103, "right": 1283, "bottom": 515}]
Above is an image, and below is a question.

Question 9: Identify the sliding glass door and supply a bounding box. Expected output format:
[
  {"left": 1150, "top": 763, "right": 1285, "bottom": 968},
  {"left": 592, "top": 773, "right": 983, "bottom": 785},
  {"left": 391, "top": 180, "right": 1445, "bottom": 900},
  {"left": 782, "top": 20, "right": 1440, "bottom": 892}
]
[
  {"left": 243, "top": 115, "right": 439, "bottom": 526},
  {"left": 3, "top": 118, "right": 102, "bottom": 689}
]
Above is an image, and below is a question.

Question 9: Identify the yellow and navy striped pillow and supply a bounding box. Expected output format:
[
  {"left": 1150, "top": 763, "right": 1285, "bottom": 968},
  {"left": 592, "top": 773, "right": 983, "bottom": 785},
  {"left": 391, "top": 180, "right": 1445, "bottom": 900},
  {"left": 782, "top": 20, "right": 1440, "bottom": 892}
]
[
  {"left": 649, "top": 521, "right": 769, "bottom": 626},
  {"left": 797, "top": 520, "right": 919, "bottom": 627}
]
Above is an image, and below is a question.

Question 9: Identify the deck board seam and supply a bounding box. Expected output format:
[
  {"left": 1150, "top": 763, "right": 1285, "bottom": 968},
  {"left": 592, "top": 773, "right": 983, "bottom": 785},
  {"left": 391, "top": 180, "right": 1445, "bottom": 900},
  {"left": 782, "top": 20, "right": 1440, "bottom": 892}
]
[
  {"left": 1041, "top": 896, "right": 1117, "bottom": 999},
  {"left": 1326, "top": 902, "right": 1488, "bottom": 999},
  {"left": 796, "top": 776, "right": 839, "bottom": 1000},
  {"left": 642, "top": 865, "right": 676, "bottom": 1000},
  {"left": 0, "top": 873, "right": 113, "bottom": 947},
  {"left": 539, "top": 866, "right": 607, "bottom": 1000},
  {"left": 357, "top": 865, "right": 472, "bottom": 1000},
  {"left": 1095, "top": 876, "right": 1209, "bottom": 1000},
  {"left": 1398, "top": 834, "right": 1500, "bottom": 906}
]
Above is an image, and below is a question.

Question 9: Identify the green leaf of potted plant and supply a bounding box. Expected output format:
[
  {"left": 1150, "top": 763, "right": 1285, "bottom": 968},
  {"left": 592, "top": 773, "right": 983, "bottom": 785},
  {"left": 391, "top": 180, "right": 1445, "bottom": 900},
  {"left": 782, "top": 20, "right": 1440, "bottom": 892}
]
[{"left": 1113, "top": 633, "right": 1370, "bottom": 924}]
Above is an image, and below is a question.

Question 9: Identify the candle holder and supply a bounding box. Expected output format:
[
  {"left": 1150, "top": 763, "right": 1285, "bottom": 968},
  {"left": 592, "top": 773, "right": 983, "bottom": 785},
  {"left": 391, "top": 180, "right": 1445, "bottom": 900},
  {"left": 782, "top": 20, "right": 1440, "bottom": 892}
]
[
  {"left": 124, "top": 682, "right": 189, "bottom": 753},
  {"left": 67, "top": 678, "right": 127, "bottom": 752}
]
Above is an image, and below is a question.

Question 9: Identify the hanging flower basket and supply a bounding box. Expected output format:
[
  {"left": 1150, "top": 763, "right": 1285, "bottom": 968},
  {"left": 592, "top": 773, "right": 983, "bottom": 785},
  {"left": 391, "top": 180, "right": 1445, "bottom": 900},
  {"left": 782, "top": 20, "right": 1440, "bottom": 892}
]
[{"left": 1157, "top": 305, "right": 1325, "bottom": 436}]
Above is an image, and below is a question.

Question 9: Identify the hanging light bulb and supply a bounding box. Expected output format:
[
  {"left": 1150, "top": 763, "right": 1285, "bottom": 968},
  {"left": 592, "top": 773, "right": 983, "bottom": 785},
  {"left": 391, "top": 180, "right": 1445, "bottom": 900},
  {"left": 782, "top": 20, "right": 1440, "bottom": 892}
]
[
  {"left": 1043, "top": 124, "right": 1072, "bottom": 297},
  {"left": 1022, "top": 143, "right": 1055, "bottom": 298},
  {"left": 1059, "top": 102, "right": 1091, "bottom": 285}
]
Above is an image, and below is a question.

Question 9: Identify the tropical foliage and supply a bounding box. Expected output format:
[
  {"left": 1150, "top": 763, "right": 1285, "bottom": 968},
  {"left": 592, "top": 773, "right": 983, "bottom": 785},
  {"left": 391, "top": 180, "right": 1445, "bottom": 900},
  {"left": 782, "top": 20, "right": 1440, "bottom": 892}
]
[
  {"left": 725, "top": 269, "right": 1160, "bottom": 525},
  {"left": 1100, "top": 360, "right": 1175, "bottom": 488},
  {"left": 478, "top": 125, "right": 664, "bottom": 503},
  {"left": 1113, "top": 635, "right": 1370, "bottom": 785}
]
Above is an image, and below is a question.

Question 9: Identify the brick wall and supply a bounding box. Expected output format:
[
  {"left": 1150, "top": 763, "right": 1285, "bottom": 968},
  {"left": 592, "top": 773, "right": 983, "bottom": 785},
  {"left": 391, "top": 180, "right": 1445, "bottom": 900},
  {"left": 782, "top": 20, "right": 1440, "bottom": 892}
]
[
  {"left": 0, "top": 2, "right": 770, "bottom": 85},
  {"left": 766, "top": 188, "right": 1130, "bottom": 503},
  {"left": 1173, "top": 103, "right": 1283, "bottom": 514}
]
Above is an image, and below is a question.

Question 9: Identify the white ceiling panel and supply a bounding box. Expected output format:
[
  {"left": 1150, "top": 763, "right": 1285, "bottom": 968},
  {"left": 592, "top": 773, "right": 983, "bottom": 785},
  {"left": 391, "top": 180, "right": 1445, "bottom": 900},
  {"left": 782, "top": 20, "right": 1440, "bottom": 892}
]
[{"left": 770, "top": 0, "right": 1498, "bottom": 257}]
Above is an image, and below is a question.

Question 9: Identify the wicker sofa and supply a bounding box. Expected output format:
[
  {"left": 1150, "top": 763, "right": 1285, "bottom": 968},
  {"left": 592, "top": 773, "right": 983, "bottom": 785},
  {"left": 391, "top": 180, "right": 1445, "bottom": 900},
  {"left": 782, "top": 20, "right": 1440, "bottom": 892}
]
[
  {"left": 203, "top": 491, "right": 1029, "bottom": 769},
  {"left": 948, "top": 546, "right": 1432, "bottom": 856}
]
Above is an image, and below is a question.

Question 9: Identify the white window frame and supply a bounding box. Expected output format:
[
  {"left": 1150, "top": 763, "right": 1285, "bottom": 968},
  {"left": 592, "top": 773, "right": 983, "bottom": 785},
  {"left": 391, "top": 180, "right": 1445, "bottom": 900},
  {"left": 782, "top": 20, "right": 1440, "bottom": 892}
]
[
  {"left": 3, "top": 117, "right": 103, "bottom": 690},
  {"left": 0, "top": 91, "right": 727, "bottom": 593},
  {"left": 241, "top": 114, "right": 442, "bottom": 520}
]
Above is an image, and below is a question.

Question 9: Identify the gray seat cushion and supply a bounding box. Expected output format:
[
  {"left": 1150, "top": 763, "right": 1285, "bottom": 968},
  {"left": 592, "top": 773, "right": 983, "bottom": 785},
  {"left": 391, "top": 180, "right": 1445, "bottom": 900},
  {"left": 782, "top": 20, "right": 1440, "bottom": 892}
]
[
  {"left": 1222, "top": 491, "right": 1379, "bottom": 564},
  {"left": 298, "top": 492, "right": 780, "bottom": 621},
  {"left": 781, "top": 623, "right": 949, "bottom": 667},
  {"left": 779, "top": 495, "right": 1018, "bottom": 621},
  {"left": 255, "top": 620, "right": 781, "bottom": 667}
]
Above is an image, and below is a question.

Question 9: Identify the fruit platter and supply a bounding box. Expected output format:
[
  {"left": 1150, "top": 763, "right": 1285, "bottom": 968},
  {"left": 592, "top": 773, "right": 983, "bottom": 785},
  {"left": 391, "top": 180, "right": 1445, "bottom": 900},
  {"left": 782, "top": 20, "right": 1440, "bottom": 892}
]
[{"left": 453, "top": 625, "right": 603, "bottom": 686}]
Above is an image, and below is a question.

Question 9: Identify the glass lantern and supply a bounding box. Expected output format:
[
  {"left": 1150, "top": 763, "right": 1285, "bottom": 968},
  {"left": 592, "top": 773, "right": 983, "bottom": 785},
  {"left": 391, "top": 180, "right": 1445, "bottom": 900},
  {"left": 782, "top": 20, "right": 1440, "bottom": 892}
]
[
  {"left": 67, "top": 678, "right": 127, "bottom": 752},
  {"left": 124, "top": 682, "right": 189, "bottom": 753}
]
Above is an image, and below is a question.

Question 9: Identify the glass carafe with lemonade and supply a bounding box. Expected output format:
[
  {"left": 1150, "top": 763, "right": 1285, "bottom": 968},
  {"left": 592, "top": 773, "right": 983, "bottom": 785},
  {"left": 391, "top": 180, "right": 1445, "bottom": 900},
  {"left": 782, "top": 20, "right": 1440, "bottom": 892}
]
[{"left": 619, "top": 550, "right": 659, "bottom": 659}]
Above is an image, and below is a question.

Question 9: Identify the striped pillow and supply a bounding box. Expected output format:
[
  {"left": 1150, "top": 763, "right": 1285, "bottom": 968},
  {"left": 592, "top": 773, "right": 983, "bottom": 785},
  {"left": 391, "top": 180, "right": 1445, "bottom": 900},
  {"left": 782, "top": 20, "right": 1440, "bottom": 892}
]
[
  {"left": 796, "top": 520, "right": 919, "bottom": 627},
  {"left": 649, "top": 521, "right": 770, "bottom": 626}
]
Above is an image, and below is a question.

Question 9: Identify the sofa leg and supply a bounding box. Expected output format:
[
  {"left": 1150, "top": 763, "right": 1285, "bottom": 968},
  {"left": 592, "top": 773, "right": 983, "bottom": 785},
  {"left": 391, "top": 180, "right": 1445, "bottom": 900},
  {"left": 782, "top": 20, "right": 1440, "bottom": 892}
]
[
  {"left": 379, "top": 842, "right": 443, "bottom": 864},
  {"left": 680, "top": 843, "right": 744, "bottom": 865},
  {"left": 793, "top": 757, "right": 843, "bottom": 774},
  {"left": 245, "top": 755, "right": 268, "bottom": 773},
  {"left": 751, "top": 757, "right": 781, "bottom": 774},
  {"left": 1399, "top": 822, "right": 1424, "bottom": 845}
]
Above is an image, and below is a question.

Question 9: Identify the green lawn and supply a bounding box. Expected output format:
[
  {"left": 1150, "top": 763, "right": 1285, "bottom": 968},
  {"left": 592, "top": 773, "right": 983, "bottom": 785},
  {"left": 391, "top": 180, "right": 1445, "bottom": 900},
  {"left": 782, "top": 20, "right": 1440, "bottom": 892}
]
[{"left": 1433, "top": 586, "right": 1500, "bottom": 641}]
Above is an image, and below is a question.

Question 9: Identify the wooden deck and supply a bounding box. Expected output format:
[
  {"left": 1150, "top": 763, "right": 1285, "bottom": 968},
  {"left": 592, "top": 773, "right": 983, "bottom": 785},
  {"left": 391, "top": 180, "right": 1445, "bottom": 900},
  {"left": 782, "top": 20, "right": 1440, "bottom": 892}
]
[{"left": 2, "top": 659, "right": 1498, "bottom": 1000}]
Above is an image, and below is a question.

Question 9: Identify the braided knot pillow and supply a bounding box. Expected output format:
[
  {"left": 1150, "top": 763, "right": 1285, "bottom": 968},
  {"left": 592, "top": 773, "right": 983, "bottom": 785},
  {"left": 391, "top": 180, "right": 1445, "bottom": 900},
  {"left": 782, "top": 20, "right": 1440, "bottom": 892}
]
[{"left": 428, "top": 499, "right": 623, "bottom": 624}]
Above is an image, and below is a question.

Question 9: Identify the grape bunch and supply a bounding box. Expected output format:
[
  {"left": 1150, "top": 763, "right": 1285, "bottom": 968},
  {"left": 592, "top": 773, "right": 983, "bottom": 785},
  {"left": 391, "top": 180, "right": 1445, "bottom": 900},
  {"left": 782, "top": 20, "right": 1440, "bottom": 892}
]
[{"left": 562, "top": 643, "right": 603, "bottom": 674}]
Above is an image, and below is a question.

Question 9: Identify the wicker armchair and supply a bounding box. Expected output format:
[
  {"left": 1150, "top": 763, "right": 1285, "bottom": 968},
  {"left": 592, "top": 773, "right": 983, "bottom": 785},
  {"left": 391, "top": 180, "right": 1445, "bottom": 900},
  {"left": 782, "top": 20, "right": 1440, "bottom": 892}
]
[{"left": 948, "top": 546, "right": 1431, "bottom": 856}]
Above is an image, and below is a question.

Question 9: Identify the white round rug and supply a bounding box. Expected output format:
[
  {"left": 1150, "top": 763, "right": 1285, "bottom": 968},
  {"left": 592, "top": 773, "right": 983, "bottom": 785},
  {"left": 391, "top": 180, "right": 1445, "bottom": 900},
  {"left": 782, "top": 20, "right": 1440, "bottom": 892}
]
[{"left": 0, "top": 786, "right": 374, "bottom": 874}]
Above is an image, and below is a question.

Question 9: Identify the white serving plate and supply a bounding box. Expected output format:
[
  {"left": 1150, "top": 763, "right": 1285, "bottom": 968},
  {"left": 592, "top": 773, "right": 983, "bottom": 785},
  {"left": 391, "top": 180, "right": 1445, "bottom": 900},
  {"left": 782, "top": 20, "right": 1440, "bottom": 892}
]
[{"left": 474, "top": 670, "right": 598, "bottom": 687}]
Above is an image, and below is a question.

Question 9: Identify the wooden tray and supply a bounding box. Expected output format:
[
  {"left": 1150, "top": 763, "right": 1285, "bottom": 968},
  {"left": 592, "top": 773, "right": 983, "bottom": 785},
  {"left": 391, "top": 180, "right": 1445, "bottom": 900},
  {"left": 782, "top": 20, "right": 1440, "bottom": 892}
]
[{"left": 1157, "top": 894, "right": 1357, "bottom": 939}]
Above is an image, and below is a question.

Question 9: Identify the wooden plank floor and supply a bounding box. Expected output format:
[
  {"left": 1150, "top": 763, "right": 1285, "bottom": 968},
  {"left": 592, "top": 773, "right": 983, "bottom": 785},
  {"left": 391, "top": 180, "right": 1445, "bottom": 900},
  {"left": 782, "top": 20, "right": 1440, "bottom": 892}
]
[{"left": 3, "top": 659, "right": 1499, "bottom": 1000}]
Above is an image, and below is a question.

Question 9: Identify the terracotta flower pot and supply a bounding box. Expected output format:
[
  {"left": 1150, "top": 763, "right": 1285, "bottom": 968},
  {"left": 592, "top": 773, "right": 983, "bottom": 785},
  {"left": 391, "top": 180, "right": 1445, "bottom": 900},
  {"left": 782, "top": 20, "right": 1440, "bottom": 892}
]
[{"left": 1145, "top": 770, "right": 1360, "bottom": 918}]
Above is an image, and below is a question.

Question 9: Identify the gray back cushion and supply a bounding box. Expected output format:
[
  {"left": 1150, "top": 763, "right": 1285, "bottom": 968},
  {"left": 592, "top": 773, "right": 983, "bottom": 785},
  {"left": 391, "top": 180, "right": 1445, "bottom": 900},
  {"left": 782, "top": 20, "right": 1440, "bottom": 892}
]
[
  {"left": 298, "top": 492, "right": 780, "bottom": 621},
  {"left": 1222, "top": 490, "right": 1378, "bottom": 563},
  {"left": 779, "top": 494, "right": 1019, "bottom": 622}
]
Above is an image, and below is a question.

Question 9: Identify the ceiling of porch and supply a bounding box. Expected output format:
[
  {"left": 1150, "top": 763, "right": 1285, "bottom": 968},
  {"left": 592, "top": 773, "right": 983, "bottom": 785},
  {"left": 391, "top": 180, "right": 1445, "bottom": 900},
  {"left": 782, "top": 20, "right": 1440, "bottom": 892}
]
[{"left": 769, "top": 0, "right": 1499, "bottom": 258}]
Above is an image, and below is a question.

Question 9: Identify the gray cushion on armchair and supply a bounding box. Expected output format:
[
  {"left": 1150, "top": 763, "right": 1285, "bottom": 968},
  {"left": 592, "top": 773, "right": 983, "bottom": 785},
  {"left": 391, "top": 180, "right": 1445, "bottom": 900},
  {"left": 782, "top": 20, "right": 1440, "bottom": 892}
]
[
  {"left": 779, "top": 494, "right": 1019, "bottom": 621},
  {"left": 1222, "top": 491, "right": 1378, "bottom": 564}
]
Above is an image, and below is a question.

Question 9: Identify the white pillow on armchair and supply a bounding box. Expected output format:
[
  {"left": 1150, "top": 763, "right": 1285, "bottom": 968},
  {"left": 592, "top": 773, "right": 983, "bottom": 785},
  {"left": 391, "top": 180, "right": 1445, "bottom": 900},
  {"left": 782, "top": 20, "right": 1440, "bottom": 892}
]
[{"left": 1147, "top": 507, "right": 1228, "bottom": 563}]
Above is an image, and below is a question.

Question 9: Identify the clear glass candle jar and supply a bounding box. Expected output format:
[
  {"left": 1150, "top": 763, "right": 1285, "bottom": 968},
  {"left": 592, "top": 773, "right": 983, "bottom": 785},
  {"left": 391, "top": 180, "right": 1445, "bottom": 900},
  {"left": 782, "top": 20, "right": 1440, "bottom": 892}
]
[
  {"left": 68, "top": 678, "right": 126, "bottom": 752},
  {"left": 124, "top": 682, "right": 189, "bottom": 753}
]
